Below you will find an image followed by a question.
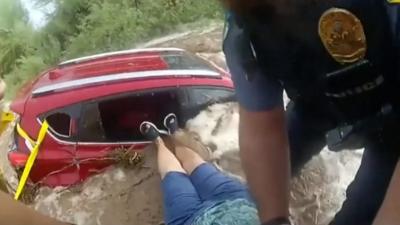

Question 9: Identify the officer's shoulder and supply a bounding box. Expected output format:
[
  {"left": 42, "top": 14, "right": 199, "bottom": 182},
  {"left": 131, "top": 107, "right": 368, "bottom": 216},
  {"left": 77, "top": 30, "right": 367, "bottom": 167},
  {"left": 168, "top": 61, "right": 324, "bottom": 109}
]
[
  {"left": 385, "top": 0, "right": 400, "bottom": 11},
  {"left": 384, "top": 0, "right": 400, "bottom": 27},
  {"left": 386, "top": 0, "right": 400, "bottom": 4}
]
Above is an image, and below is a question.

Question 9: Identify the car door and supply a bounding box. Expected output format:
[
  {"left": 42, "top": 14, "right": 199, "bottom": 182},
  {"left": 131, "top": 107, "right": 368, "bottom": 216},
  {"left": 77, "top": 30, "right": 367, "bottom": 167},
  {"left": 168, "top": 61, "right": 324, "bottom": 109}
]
[
  {"left": 75, "top": 100, "right": 149, "bottom": 183},
  {"left": 32, "top": 103, "right": 81, "bottom": 187}
]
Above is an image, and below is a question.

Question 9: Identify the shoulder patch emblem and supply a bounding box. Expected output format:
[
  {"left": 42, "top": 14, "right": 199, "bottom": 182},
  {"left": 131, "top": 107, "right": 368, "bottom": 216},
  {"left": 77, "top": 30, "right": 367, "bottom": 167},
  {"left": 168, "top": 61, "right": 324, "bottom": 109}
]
[{"left": 319, "top": 8, "right": 367, "bottom": 64}]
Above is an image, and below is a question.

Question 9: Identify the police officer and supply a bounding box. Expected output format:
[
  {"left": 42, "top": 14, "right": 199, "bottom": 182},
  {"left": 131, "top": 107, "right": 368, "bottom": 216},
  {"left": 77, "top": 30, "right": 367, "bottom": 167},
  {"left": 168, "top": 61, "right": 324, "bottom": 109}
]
[{"left": 221, "top": 0, "right": 400, "bottom": 225}]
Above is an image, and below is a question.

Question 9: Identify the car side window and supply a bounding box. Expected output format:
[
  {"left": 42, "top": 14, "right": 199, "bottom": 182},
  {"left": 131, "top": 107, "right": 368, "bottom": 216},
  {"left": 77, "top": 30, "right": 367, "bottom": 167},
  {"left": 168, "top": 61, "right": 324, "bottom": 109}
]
[
  {"left": 78, "top": 89, "right": 181, "bottom": 143},
  {"left": 42, "top": 103, "right": 80, "bottom": 141},
  {"left": 189, "top": 87, "right": 235, "bottom": 106},
  {"left": 46, "top": 113, "right": 72, "bottom": 137},
  {"left": 79, "top": 102, "right": 107, "bottom": 142}
]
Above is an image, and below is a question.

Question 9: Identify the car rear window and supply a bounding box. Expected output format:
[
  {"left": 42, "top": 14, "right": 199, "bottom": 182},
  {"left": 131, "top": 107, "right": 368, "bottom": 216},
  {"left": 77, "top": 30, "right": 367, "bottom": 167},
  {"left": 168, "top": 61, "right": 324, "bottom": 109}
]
[
  {"left": 40, "top": 103, "right": 81, "bottom": 141},
  {"left": 189, "top": 87, "right": 235, "bottom": 106},
  {"left": 161, "top": 52, "right": 217, "bottom": 72},
  {"left": 47, "top": 113, "right": 72, "bottom": 137}
]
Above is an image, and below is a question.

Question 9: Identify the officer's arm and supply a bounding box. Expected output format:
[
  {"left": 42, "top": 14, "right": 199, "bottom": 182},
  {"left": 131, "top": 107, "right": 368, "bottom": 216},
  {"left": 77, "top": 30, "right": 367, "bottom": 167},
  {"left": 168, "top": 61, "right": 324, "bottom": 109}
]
[
  {"left": 374, "top": 4, "right": 400, "bottom": 224},
  {"left": 373, "top": 160, "right": 400, "bottom": 225},
  {"left": 239, "top": 106, "right": 290, "bottom": 222},
  {"left": 223, "top": 18, "right": 290, "bottom": 223},
  {"left": 373, "top": 5, "right": 400, "bottom": 224},
  {"left": 0, "top": 191, "right": 74, "bottom": 225}
]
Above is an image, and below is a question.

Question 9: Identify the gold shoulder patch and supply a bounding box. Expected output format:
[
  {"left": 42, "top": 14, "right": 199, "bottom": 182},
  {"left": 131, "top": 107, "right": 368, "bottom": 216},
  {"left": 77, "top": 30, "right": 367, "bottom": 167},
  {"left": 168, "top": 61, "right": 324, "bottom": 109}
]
[
  {"left": 319, "top": 8, "right": 367, "bottom": 64},
  {"left": 388, "top": 0, "right": 400, "bottom": 4}
]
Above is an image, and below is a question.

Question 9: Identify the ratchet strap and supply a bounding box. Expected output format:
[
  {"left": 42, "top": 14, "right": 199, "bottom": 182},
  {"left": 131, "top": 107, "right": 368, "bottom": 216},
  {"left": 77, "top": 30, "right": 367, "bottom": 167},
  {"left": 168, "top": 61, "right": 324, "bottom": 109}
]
[
  {"left": 16, "top": 123, "right": 35, "bottom": 147},
  {"left": 14, "top": 121, "right": 49, "bottom": 200}
]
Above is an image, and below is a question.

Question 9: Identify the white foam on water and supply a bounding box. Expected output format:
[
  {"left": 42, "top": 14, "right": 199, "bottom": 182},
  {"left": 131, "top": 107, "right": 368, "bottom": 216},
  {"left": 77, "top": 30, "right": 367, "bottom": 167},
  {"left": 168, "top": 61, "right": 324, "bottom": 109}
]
[
  {"left": 186, "top": 103, "right": 239, "bottom": 157},
  {"left": 74, "top": 211, "right": 92, "bottom": 225},
  {"left": 113, "top": 168, "right": 127, "bottom": 182},
  {"left": 186, "top": 102, "right": 362, "bottom": 225}
]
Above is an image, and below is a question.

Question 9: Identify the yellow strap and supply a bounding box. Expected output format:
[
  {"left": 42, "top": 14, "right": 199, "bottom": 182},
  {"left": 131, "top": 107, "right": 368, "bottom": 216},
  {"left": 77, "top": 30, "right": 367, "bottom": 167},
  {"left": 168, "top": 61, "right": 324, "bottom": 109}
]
[
  {"left": 16, "top": 123, "right": 35, "bottom": 146},
  {"left": 388, "top": 0, "right": 400, "bottom": 3},
  {"left": 0, "top": 111, "right": 16, "bottom": 135},
  {"left": 14, "top": 121, "right": 49, "bottom": 200},
  {"left": 1, "top": 111, "right": 15, "bottom": 122}
]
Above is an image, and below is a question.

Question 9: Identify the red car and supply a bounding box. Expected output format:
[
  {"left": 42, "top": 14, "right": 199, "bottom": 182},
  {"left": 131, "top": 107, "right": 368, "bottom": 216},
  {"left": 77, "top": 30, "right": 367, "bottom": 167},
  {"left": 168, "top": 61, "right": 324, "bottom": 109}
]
[{"left": 8, "top": 48, "right": 234, "bottom": 187}]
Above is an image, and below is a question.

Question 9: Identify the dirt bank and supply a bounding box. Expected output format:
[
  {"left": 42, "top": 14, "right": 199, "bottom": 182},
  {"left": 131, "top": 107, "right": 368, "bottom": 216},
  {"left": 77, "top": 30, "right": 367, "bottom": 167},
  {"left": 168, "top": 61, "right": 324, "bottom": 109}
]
[
  {"left": 0, "top": 120, "right": 19, "bottom": 193},
  {"left": 0, "top": 173, "right": 6, "bottom": 192}
]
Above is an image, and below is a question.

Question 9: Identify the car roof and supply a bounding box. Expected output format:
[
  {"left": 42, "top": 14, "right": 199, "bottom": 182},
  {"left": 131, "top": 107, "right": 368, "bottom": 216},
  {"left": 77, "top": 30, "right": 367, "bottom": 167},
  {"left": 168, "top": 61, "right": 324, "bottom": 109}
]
[
  {"left": 32, "top": 69, "right": 220, "bottom": 97},
  {"left": 11, "top": 48, "right": 231, "bottom": 115},
  {"left": 59, "top": 48, "right": 184, "bottom": 66},
  {"left": 30, "top": 48, "right": 223, "bottom": 96}
]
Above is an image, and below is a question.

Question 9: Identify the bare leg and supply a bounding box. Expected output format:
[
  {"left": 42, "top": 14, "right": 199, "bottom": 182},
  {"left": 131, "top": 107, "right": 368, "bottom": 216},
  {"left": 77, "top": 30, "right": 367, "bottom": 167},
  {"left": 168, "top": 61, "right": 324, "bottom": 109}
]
[
  {"left": 174, "top": 142, "right": 250, "bottom": 203},
  {"left": 155, "top": 137, "right": 186, "bottom": 179},
  {"left": 174, "top": 143, "right": 207, "bottom": 175},
  {"left": 157, "top": 137, "right": 203, "bottom": 225}
]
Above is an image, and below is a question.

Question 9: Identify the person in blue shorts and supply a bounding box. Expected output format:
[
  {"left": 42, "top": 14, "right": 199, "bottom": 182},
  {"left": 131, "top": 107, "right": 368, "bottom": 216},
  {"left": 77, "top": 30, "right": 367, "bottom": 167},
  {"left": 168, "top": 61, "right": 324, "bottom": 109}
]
[{"left": 139, "top": 114, "right": 260, "bottom": 225}]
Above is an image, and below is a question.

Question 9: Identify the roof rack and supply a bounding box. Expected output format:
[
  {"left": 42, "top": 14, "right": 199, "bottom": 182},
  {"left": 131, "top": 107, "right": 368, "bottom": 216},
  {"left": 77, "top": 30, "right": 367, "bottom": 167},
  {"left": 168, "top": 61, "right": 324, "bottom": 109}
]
[
  {"left": 32, "top": 69, "right": 220, "bottom": 97},
  {"left": 58, "top": 48, "right": 185, "bottom": 67}
]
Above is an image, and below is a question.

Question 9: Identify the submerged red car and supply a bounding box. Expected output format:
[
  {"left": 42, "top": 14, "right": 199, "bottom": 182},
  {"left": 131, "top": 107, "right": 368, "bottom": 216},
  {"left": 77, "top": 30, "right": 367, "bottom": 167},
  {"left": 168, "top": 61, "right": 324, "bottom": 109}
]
[{"left": 8, "top": 48, "right": 234, "bottom": 187}]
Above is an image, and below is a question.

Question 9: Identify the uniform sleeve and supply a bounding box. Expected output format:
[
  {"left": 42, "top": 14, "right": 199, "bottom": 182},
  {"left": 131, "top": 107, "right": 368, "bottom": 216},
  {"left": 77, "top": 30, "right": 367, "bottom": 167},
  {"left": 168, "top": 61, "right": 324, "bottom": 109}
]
[
  {"left": 222, "top": 16, "right": 284, "bottom": 111},
  {"left": 385, "top": 2, "right": 400, "bottom": 45},
  {"left": 385, "top": 2, "right": 400, "bottom": 81}
]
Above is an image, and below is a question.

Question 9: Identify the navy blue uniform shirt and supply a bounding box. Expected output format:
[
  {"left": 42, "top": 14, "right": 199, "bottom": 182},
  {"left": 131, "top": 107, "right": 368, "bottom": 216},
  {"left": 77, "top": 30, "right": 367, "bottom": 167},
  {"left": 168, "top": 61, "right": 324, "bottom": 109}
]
[{"left": 223, "top": 0, "right": 400, "bottom": 113}]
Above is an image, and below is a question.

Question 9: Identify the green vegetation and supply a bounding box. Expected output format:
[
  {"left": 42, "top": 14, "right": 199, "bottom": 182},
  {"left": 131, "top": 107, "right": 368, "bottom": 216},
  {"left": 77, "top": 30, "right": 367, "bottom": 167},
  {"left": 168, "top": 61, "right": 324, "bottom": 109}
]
[{"left": 0, "top": 0, "right": 223, "bottom": 98}]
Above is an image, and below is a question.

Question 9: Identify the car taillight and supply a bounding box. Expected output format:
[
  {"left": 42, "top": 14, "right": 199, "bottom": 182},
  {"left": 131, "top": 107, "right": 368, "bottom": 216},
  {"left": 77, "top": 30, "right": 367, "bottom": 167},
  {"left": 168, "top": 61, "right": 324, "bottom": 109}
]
[
  {"left": 8, "top": 115, "right": 29, "bottom": 168},
  {"left": 8, "top": 151, "right": 28, "bottom": 168}
]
